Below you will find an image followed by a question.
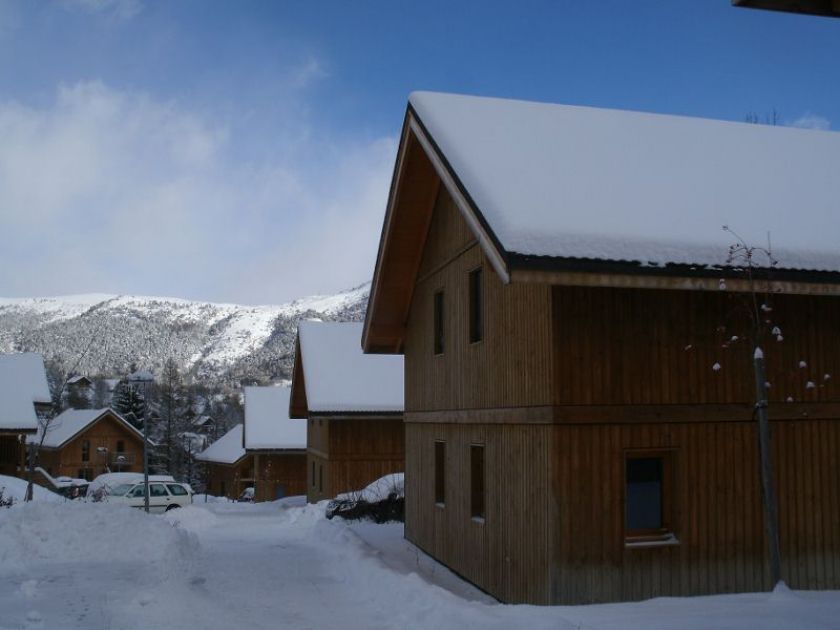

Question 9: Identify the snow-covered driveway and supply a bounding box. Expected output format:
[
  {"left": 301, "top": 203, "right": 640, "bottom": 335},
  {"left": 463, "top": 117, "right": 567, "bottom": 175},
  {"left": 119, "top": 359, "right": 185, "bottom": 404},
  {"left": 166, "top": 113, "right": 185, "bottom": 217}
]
[{"left": 1, "top": 500, "right": 839, "bottom": 630}]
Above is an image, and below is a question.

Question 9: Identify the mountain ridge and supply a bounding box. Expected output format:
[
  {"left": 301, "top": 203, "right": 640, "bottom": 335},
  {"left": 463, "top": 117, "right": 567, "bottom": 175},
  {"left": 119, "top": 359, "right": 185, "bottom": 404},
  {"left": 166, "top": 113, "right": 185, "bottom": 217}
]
[{"left": 0, "top": 283, "right": 370, "bottom": 385}]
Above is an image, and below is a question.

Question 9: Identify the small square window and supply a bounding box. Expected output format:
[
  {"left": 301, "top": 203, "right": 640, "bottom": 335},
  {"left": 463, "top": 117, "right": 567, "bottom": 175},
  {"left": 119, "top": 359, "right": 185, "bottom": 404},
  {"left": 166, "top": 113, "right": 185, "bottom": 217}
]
[{"left": 625, "top": 451, "right": 675, "bottom": 543}]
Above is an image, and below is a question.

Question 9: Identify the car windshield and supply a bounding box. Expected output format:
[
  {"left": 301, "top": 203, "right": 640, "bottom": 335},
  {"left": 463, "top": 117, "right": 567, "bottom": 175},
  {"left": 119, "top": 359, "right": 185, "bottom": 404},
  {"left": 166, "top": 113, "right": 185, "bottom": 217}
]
[{"left": 108, "top": 483, "right": 135, "bottom": 496}]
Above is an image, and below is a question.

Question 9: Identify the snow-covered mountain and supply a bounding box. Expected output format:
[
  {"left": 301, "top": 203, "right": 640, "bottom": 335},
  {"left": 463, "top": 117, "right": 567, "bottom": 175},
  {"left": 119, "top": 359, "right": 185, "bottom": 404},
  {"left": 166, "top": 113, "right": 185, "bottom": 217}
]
[{"left": 0, "top": 283, "right": 369, "bottom": 384}]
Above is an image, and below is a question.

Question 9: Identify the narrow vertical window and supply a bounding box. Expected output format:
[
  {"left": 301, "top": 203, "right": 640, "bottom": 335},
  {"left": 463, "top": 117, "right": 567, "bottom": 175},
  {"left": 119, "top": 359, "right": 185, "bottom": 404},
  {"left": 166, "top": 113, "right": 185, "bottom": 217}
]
[
  {"left": 469, "top": 268, "right": 483, "bottom": 343},
  {"left": 81, "top": 440, "right": 90, "bottom": 462},
  {"left": 625, "top": 452, "right": 674, "bottom": 542},
  {"left": 434, "top": 440, "right": 446, "bottom": 505},
  {"left": 116, "top": 440, "right": 125, "bottom": 453},
  {"left": 318, "top": 464, "right": 323, "bottom": 493},
  {"left": 433, "top": 290, "right": 445, "bottom": 355},
  {"left": 470, "top": 444, "right": 485, "bottom": 519},
  {"left": 311, "top": 461, "right": 316, "bottom": 487}
]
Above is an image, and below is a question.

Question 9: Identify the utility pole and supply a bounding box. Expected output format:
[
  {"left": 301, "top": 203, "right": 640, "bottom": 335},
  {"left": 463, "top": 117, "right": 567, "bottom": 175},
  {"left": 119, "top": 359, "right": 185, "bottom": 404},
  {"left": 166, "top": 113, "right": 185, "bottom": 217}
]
[{"left": 129, "top": 370, "right": 154, "bottom": 514}]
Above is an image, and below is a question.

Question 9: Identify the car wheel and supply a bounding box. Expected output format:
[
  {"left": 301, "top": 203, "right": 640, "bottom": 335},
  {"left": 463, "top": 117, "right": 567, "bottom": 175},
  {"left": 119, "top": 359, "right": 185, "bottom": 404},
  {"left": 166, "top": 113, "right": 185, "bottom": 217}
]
[{"left": 165, "top": 504, "right": 180, "bottom": 512}]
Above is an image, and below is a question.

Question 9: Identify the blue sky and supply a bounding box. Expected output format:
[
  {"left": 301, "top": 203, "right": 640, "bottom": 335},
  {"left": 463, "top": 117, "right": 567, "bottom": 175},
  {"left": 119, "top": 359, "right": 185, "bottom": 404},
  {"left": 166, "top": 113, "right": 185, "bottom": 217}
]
[{"left": 0, "top": 0, "right": 837, "bottom": 303}]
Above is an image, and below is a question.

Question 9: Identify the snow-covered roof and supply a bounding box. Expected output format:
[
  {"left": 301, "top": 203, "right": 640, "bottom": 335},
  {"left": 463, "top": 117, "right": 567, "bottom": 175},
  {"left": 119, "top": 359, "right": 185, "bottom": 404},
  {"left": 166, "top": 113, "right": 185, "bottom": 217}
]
[
  {"left": 27, "top": 408, "right": 143, "bottom": 449},
  {"left": 195, "top": 424, "right": 246, "bottom": 464},
  {"left": 243, "top": 387, "right": 306, "bottom": 450},
  {"left": 297, "top": 321, "right": 403, "bottom": 413},
  {"left": 408, "top": 91, "right": 840, "bottom": 274},
  {"left": 0, "top": 352, "right": 52, "bottom": 431}
]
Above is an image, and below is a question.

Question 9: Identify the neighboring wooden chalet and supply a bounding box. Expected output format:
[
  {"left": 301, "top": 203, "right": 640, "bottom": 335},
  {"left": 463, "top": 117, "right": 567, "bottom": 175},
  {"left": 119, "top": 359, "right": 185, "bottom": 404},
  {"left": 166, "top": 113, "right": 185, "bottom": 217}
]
[
  {"left": 28, "top": 408, "right": 144, "bottom": 481},
  {"left": 243, "top": 387, "right": 307, "bottom": 502},
  {"left": 0, "top": 353, "right": 52, "bottom": 477},
  {"left": 290, "top": 321, "right": 404, "bottom": 504},
  {"left": 363, "top": 92, "right": 840, "bottom": 605},
  {"left": 196, "top": 424, "right": 252, "bottom": 500}
]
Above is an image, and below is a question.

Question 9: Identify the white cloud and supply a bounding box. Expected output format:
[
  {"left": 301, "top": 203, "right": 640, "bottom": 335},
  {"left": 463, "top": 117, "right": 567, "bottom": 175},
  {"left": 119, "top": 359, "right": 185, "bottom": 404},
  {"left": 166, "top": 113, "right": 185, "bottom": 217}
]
[
  {"left": 0, "top": 81, "right": 396, "bottom": 304},
  {"left": 789, "top": 112, "right": 831, "bottom": 131}
]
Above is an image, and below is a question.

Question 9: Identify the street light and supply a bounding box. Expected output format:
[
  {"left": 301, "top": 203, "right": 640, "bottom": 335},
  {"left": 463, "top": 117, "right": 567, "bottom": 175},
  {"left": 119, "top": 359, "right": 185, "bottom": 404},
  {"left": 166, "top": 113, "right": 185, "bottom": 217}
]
[{"left": 129, "top": 370, "right": 154, "bottom": 514}]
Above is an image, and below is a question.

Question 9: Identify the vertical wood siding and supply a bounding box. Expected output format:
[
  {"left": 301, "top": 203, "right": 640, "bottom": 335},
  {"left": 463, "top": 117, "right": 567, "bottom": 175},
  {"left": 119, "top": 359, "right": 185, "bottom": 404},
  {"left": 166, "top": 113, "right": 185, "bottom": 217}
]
[
  {"left": 406, "top": 188, "right": 553, "bottom": 412},
  {"left": 405, "top": 421, "right": 554, "bottom": 604},
  {"left": 253, "top": 453, "right": 306, "bottom": 502},
  {"left": 553, "top": 286, "right": 840, "bottom": 406},
  {"left": 307, "top": 417, "right": 404, "bottom": 503}
]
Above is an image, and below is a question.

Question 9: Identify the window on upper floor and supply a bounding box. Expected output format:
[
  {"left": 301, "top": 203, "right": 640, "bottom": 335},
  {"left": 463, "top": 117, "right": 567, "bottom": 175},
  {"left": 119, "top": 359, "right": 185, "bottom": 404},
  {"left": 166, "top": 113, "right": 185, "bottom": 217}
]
[
  {"left": 81, "top": 440, "right": 90, "bottom": 462},
  {"left": 433, "top": 290, "right": 445, "bottom": 355},
  {"left": 116, "top": 440, "right": 125, "bottom": 453},
  {"left": 469, "top": 267, "right": 483, "bottom": 344}
]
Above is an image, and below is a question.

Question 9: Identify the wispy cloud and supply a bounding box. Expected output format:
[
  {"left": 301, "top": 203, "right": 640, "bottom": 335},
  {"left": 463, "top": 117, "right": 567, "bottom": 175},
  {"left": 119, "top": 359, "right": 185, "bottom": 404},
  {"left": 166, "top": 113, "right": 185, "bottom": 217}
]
[
  {"left": 61, "top": 0, "right": 143, "bottom": 22},
  {"left": 789, "top": 112, "right": 831, "bottom": 131},
  {"left": 0, "top": 81, "right": 395, "bottom": 304}
]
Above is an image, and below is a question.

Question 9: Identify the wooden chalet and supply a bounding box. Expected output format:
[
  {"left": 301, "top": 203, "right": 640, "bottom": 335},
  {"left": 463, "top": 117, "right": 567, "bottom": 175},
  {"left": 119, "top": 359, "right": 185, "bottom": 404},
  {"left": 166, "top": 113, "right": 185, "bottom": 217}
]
[
  {"left": 363, "top": 92, "right": 840, "bottom": 605},
  {"left": 243, "top": 386, "right": 307, "bottom": 502},
  {"left": 196, "top": 424, "right": 252, "bottom": 500},
  {"left": 290, "top": 321, "right": 404, "bottom": 504},
  {"left": 28, "top": 408, "right": 144, "bottom": 481},
  {"left": 0, "top": 353, "right": 52, "bottom": 477}
]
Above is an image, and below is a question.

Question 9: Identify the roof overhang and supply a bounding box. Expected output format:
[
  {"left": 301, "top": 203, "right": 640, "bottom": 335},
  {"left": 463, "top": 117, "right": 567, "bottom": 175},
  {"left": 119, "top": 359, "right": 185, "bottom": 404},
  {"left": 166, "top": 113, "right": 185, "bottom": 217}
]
[
  {"left": 289, "top": 334, "right": 309, "bottom": 419},
  {"left": 733, "top": 0, "right": 840, "bottom": 17},
  {"left": 363, "top": 99, "right": 840, "bottom": 355}
]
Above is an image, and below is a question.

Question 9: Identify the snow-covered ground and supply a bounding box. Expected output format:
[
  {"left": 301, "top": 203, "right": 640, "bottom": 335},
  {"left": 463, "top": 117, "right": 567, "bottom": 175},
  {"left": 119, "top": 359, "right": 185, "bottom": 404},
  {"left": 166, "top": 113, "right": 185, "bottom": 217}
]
[{"left": 0, "top": 499, "right": 838, "bottom": 629}]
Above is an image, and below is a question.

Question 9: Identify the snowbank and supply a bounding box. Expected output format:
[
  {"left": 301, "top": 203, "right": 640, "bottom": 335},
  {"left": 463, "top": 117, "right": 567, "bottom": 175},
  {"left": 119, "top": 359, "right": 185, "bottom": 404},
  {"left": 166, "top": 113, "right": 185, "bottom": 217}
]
[
  {"left": 0, "top": 502, "right": 198, "bottom": 577},
  {"left": 0, "top": 474, "right": 63, "bottom": 504},
  {"left": 163, "top": 505, "right": 220, "bottom": 532},
  {"left": 337, "top": 472, "right": 404, "bottom": 502}
]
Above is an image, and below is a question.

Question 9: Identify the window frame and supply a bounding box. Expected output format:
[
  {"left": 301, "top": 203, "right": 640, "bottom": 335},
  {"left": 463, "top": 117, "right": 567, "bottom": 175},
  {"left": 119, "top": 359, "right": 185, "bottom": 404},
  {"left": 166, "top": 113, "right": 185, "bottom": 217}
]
[
  {"left": 470, "top": 443, "right": 485, "bottom": 521},
  {"left": 433, "top": 290, "right": 445, "bottom": 356},
  {"left": 81, "top": 439, "right": 90, "bottom": 462},
  {"left": 468, "top": 267, "right": 484, "bottom": 344},
  {"left": 434, "top": 440, "right": 446, "bottom": 506},
  {"left": 623, "top": 449, "right": 677, "bottom": 545}
]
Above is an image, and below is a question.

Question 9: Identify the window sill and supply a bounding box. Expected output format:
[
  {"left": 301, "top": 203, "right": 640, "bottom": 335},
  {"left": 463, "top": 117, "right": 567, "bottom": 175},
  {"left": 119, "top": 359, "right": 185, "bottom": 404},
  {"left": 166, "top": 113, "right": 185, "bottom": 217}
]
[{"left": 624, "top": 533, "right": 680, "bottom": 549}]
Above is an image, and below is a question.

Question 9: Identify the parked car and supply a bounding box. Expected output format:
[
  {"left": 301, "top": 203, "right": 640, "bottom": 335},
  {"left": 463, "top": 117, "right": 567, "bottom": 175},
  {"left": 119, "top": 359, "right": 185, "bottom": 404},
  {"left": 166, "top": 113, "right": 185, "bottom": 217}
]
[
  {"left": 237, "top": 487, "right": 255, "bottom": 502},
  {"left": 105, "top": 481, "right": 193, "bottom": 513}
]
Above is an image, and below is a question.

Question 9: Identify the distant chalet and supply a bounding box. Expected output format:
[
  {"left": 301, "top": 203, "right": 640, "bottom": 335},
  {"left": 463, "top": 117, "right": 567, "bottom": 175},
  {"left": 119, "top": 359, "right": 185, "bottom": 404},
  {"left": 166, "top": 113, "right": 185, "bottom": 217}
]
[
  {"left": 0, "top": 353, "right": 52, "bottom": 477},
  {"left": 243, "top": 386, "right": 307, "bottom": 502},
  {"left": 290, "top": 321, "right": 404, "bottom": 504},
  {"left": 363, "top": 92, "right": 840, "bottom": 604},
  {"left": 196, "top": 424, "right": 250, "bottom": 501}
]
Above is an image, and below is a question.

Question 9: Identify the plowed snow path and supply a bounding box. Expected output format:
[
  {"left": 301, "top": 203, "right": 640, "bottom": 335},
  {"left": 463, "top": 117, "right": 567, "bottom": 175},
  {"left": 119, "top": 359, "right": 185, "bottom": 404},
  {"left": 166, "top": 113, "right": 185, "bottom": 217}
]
[{"left": 1, "top": 500, "right": 839, "bottom": 630}]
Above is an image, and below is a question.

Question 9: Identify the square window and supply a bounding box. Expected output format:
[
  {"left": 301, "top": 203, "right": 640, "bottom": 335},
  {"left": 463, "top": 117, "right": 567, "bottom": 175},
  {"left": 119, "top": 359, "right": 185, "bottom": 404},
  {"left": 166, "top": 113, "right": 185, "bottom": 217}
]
[{"left": 625, "top": 451, "right": 675, "bottom": 542}]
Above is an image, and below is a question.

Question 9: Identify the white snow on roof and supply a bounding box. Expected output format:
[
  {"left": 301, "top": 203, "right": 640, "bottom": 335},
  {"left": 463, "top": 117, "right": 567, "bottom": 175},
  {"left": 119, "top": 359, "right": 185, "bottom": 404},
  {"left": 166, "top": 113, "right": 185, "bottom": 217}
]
[
  {"left": 28, "top": 408, "right": 142, "bottom": 448},
  {"left": 409, "top": 91, "right": 840, "bottom": 272},
  {"left": 0, "top": 353, "right": 51, "bottom": 431},
  {"left": 298, "top": 321, "right": 404, "bottom": 413},
  {"left": 196, "top": 424, "right": 246, "bottom": 464},
  {"left": 244, "top": 387, "right": 306, "bottom": 450}
]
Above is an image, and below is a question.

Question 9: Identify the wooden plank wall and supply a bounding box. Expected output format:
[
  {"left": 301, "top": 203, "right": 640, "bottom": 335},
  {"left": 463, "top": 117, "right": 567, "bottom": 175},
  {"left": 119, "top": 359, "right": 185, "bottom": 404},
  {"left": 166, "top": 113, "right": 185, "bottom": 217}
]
[
  {"left": 552, "top": 286, "right": 840, "bottom": 406},
  {"left": 550, "top": 419, "right": 840, "bottom": 604},
  {"left": 405, "top": 421, "right": 554, "bottom": 604},
  {"left": 253, "top": 453, "right": 306, "bottom": 502},
  {"left": 42, "top": 415, "right": 143, "bottom": 478},
  {"left": 406, "top": 188, "right": 553, "bottom": 412},
  {"left": 205, "top": 457, "right": 253, "bottom": 500},
  {"left": 328, "top": 417, "right": 405, "bottom": 498},
  {"left": 0, "top": 435, "right": 20, "bottom": 477}
]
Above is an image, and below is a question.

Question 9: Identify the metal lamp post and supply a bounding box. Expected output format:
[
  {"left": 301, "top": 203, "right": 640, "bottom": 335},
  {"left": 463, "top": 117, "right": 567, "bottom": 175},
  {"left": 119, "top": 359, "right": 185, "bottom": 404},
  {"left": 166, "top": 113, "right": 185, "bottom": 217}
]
[{"left": 129, "top": 370, "right": 154, "bottom": 514}]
